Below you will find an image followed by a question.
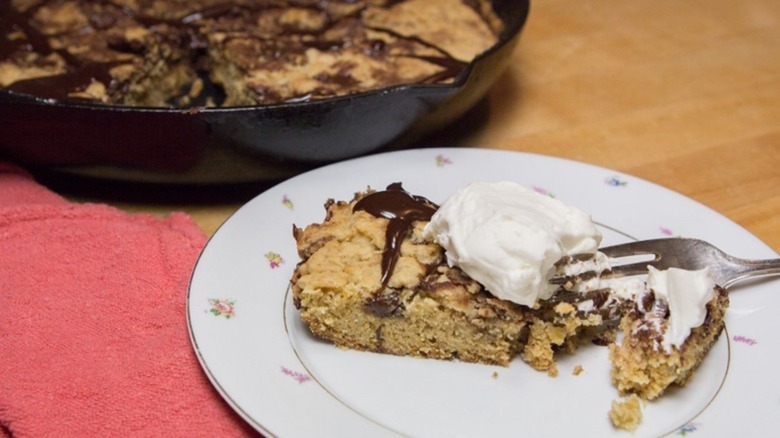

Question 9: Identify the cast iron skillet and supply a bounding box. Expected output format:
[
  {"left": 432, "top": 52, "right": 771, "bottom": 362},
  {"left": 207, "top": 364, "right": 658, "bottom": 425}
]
[{"left": 0, "top": 0, "right": 530, "bottom": 179}]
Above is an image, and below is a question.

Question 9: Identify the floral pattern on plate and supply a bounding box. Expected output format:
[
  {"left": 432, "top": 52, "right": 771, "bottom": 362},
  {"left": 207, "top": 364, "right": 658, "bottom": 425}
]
[
  {"left": 281, "top": 366, "right": 311, "bottom": 384},
  {"left": 532, "top": 185, "right": 555, "bottom": 198},
  {"left": 676, "top": 422, "right": 701, "bottom": 435},
  {"left": 265, "top": 252, "right": 284, "bottom": 269},
  {"left": 208, "top": 298, "right": 235, "bottom": 319},
  {"left": 732, "top": 335, "right": 757, "bottom": 346},
  {"left": 605, "top": 175, "right": 629, "bottom": 187},
  {"left": 435, "top": 154, "right": 453, "bottom": 167}
]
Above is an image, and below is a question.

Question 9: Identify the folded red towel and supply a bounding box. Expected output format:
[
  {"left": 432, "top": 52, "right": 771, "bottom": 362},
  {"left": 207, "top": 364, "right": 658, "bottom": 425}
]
[{"left": 0, "top": 164, "right": 257, "bottom": 436}]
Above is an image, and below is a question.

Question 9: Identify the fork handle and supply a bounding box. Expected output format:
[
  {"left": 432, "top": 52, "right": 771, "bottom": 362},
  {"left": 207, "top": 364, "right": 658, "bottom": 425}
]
[{"left": 723, "top": 257, "right": 780, "bottom": 288}]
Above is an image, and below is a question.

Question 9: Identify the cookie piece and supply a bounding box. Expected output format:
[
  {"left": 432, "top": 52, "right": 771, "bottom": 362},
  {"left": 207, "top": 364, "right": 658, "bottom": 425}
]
[
  {"left": 291, "top": 186, "right": 529, "bottom": 366},
  {"left": 609, "top": 286, "right": 729, "bottom": 400}
]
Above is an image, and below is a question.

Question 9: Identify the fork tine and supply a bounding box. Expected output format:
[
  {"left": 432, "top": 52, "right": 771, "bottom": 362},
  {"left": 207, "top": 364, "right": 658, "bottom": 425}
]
[
  {"left": 599, "top": 239, "right": 665, "bottom": 258},
  {"left": 601, "top": 238, "right": 712, "bottom": 274},
  {"left": 596, "top": 239, "right": 673, "bottom": 278},
  {"left": 606, "top": 262, "right": 657, "bottom": 278}
]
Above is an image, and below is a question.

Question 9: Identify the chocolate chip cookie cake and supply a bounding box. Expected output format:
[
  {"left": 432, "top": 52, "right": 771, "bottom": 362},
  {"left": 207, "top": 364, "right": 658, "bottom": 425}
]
[
  {"left": 291, "top": 184, "right": 529, "bottom": 366},
  {"left": 291, "top": 182, "right": 729, "bottom": 431},
  {"left": 0, "top": 0, "right": 504, "bottom": 106}
]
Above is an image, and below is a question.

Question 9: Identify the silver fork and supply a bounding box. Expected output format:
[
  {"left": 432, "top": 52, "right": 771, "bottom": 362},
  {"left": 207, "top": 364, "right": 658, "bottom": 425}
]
[{"left": 599, "top": 237, "right": 780, "bottom": 288}]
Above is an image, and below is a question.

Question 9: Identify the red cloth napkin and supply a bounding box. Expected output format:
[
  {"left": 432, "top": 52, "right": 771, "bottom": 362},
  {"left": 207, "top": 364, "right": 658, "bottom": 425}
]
[{"left": 0, "top": 164, "right": 257, "bottom": 437}]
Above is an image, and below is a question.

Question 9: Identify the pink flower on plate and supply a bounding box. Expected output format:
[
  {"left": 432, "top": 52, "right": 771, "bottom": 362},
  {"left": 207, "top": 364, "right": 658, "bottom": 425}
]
[
  {"left": 659, "top": 226, "right": 674, "bottom": 236},
  {"left": 265, "top": 252, "right": 284, "bottom": 268},
  {"left": 208, "top": 298, "right": 235, "bottom": 319},
  {"left": 532, "top": 186, "right": 555, "bottom": 198},
  {"left": 281, "top": 366, "right": 311, "bottom": 384},
  {"left": 732, "top": 335, "right": 757, "bottom": 346}
]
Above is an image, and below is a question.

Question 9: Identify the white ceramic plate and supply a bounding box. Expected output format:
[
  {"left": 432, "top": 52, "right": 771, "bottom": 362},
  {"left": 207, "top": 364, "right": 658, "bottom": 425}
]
[{"left": 187, "top": 148, "right": 779, "bottom": 438}]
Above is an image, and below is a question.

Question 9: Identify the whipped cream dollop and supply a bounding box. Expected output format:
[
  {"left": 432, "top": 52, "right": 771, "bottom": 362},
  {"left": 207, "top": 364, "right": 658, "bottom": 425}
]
[
  {"left": 647, "top": 266, "right": 715, "bottom": 351},
  {"left": 423, "top": 181, "right": 602, "bottom": 307}
]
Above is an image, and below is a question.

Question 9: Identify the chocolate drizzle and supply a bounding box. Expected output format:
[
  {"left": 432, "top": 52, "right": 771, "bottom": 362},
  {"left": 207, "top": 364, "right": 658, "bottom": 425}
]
[
  {"left": 353, "top": 182, "right": 438, "bottom": 315},
  {"left": 363, "top": 25, "right": 469, "bottom": 83},
  {"left": 0, "top": 0, "right": 135, "bottom": 101},
  {"left": 0, "top": 2, "right": 49, "bottom": 56},
  {"left": 8, "top": 63, "right": 117, "bottom": 101},
  {"left": 354, "top": 182, "right": 438, "bottom": 287}
]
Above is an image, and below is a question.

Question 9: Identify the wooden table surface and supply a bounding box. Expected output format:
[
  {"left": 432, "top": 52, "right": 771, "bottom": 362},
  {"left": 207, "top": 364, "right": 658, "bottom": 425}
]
[{"left": 74, "top": 0, "right": 780, "bottom": 253}]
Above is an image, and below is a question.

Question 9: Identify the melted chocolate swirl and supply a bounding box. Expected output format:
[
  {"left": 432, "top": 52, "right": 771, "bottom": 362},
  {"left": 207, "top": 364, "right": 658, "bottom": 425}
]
[{"left": 353, "top": 183, "right": 438, "bottom": 315}]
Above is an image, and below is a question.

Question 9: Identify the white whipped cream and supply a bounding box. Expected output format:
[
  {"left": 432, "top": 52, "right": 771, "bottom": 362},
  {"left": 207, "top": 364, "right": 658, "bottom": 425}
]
[
  {"left": 421, "top": 180, "right": 716, "bottom": 352},
  {"left": 647, "top": 266, "right": 715, "bottom": 352},
  {"left": 423, "top": 181, "right": 602, "bottom": 307}
]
